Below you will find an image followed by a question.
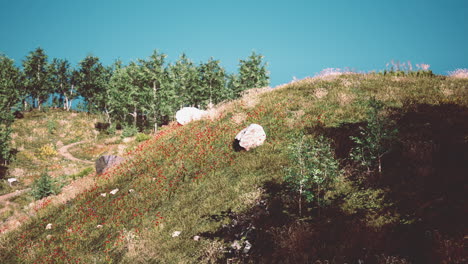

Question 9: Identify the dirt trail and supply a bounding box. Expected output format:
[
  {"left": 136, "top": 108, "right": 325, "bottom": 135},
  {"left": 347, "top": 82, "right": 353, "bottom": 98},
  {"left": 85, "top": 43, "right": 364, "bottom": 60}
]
[
  {"left": 58, "top": 140, "right": 94, "bottom": 164},
  {"left": 0, "top": 188, "right": 31, "bottom": 204}
]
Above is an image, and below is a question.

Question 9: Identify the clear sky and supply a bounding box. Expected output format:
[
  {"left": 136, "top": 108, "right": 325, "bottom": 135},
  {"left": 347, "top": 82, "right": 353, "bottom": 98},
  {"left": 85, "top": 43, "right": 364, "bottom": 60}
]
[{"left": 1, "top": 0, "right": 467, "bottom": 87}]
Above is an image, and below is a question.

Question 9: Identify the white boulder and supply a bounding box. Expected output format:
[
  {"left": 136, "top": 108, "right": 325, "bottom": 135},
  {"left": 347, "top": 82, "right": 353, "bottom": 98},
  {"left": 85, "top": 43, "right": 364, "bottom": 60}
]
[
  {"left": 235, "top": 124, "right": 266, "bottom": 151},
  {"left": 7, "top": 178, "right": 18, "bottom": 186},
  {"left": 175, "top": 107, "right": 207, "bottom": 125}
]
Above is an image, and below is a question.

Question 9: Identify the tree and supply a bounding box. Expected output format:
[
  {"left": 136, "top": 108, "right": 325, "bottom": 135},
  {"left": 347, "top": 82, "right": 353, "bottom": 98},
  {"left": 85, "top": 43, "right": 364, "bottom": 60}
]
[
  {"left": 75, "top": 55, "right": 110, "bottom": 112},
  {"left": 0, "top": 55, "right": 22, "bottom": 163},
  {"left": 197, "top": 57, "right": 229, "bottom": 107},
  {"left": 285, "top": 135, "right": 340, "bottom": 216},
  {"left": 350, "top": 98, "right": 398, "bottom": 174},
  {"left": 22, "top": 47, "right": 50, "bottom": 110},
  {"left": 236, "top": 51, "right": 269, "bottom": 96},
  {"left": 49, "top": 58, "right": 76, "bottom": 111},
  {"left": 168, "top": 54, "right": 199, "bottom": 108}
]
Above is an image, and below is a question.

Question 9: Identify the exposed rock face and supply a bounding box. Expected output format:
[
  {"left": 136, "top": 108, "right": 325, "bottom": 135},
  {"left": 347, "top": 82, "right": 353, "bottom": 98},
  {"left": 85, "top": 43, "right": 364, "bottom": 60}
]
[
  {"left": 235, "top": 124, "right": 266, "bottom": 151},
  {"left": 175, "top": 107, "right": 207, "bottom": 125},
  {"left": 95, "top": 155, "right": 124, "bottom": 174}
]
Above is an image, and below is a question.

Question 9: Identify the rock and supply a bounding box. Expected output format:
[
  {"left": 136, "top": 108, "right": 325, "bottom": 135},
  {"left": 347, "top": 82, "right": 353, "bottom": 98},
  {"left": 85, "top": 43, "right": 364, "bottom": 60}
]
[
  {"left": 243, "top": 240, "right": 252, "bottom": 253},
  {"left": 171, "top": 231, "right": 181, "bottom": 237},
  {"left": 7, "top": 178, "right": 18, "bottom": 186},
  {"left": 96, "top": 225, "right": 103, "bottom": 228},
  {"left": 95, "top": 155, "right": 124, "bottom": 174},
  {"left": 231, "top": 240, "right": 242, "bottom": 250},
  {"left": 128, "top": 189, "right": 135, "bottom": 193},
  {"left": 46, "top": 223, "right": 52, "bottom": 230},
  {"left": 175, "top": 107, "right": 207, "bottom": 125},
  {"left": 100, "top": 193, "right": 107, "bottom": 197},
  {"left": 234, "top": 124, "right": 266, "bottom": 151},
  {"left": 109, "top": 188, "right": 119, "bottom": 195},
  {"left": 193, "top": 235, "right": 200, "bottom": 241}
]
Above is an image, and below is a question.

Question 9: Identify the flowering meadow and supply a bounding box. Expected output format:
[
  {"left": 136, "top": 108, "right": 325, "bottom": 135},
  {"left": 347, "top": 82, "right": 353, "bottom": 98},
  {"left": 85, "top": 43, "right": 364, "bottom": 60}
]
[{"left": 1, "top": 73, "right": 467, "bottom": 263}]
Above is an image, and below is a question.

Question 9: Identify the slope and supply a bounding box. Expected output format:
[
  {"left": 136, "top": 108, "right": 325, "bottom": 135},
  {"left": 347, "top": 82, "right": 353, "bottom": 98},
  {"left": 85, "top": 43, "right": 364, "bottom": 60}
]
[{"left": 0, "top": 73, "right": 467, "bottom": 263}]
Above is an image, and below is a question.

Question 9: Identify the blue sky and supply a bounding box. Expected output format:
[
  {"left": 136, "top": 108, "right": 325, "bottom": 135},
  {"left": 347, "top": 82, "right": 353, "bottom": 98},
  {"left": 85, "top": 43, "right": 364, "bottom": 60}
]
[{"left": 1, "top": 0, "right": 467, "bottom": 86}]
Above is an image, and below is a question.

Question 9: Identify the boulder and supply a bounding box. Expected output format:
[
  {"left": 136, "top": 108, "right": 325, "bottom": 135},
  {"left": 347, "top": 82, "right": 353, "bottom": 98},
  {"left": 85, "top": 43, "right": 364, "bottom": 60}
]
[
  {"left": 175, "top": 107, "right": 207, "bottom": 125},
  {"left": 7, "top": 178, "right": 18, "bottom": 186},
  {"left": 234, "top": 124, "right": 266, "bottom": 151},
  {"left": 95, "top": 155, "right": 124, "bottom": 174}
]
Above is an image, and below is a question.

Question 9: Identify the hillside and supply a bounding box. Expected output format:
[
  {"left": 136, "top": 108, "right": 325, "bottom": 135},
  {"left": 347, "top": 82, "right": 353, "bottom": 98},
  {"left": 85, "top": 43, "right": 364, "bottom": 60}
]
[{"left": 1, "top": 73, "right": 467, "bottom": 263}]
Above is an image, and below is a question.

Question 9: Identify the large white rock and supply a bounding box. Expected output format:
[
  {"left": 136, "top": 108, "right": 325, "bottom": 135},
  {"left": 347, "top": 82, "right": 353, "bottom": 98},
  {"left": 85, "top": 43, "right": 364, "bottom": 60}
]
[
  {"left": 175, "top": 107, "right": 207, "bottom": 125},
  {"left": 235, "top": 124, "right": 266, "bottom": 151}
]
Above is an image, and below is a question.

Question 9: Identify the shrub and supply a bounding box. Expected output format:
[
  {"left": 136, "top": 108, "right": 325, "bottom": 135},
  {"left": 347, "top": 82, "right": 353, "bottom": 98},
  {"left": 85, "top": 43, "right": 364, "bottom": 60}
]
[
  {"left": 106, "top": 123, "right": 117, "bottom": 135},
  {"left": 31, "top": 172, "right": 59, "bottom": 200},
  {"left": 135, "top": 133, "right": 151, "bottom": 142},
  {"left": 121, "top": 126, "right": 138, "bottom": 138},
  {"left": 38, "top": 144, "right": 57, "bottom": 158},
  {"left": 350, "top": 98, "right": 397, "bottom": 173},
  {"left": 47, "top": 120, "right": 57, "bottom": 134},
  {"left": 285, "top": 134, "right": 341, "bottom": 215}
]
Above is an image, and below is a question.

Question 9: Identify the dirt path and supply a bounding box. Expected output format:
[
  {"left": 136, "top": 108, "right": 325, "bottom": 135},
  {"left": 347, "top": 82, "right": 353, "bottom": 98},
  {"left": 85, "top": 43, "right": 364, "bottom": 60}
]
[
  {"left": 0, "top": 188, "right": 31, "bottom": 204},
  {"left": 58, "top": 140, "right": 94, "bottom": 164}
]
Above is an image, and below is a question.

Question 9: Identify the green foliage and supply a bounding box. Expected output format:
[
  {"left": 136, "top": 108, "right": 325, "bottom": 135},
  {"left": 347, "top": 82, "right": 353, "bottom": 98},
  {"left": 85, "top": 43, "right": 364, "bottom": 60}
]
[
  {"left": 0, "top": 55, "right": 22, "bottom": 163},
  {"left": 121, "top": 125, "right": 138, "bottom": 138},
  {"left": 350, "top": 98, "right": 398, "bottom": 173},
  {"left": 75, "top": 55, "right": 110, "bottom": 112},
  {"left": 22, "top": 47, "right": 50, "bottom": 109},
  {"left": 70, "top": 167, "right": 93, "bottom": 180},
  {"left": 31, "top": 172, "right": 60, "bottom": 200},
  {"left": 106, "top": 123, "right": 117, "bottom": 135},
  {"left": 48, "top": 58, "right": 76, "bottom": 110},
  {"left": 236, "top": 51, "right": 269, "bottom": 95},
  {"left": 135, "top": 132, "right": 151, "bottom": 142},
  {"left": 47, "top": 119, "right": 57, "bottom": 134},
  {"left": 285, "top": 134, "right": 340, "bottom": 215},
  {"left": 197, "top": 57, "right": 229, "bottom": 106}
]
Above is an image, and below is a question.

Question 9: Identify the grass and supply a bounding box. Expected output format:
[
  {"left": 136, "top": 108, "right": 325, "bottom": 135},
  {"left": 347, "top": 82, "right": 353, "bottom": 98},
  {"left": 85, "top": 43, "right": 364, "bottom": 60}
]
[{"left": 0, "top": 73, "right": 467, "bottom": 263}]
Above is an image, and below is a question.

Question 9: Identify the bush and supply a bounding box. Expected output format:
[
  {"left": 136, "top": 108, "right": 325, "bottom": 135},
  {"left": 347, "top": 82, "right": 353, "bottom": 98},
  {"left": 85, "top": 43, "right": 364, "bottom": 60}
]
[
  {"left": 106, "top": 123, "right": 117, "bottom": 135},
  {"left": 38, "top": 144, "right": 57, "bottom": 158},
  {"left": 121, "top": 126, "right": 138, "bottom": 138},
  {"left": 31, "top": 172, "right": 59, "bottom": 200},
  {"left": 135, "top": 133, "right": 151, "bottom": 142},
  {"left": 350, "top": 98, "right": 397, "bottom": 173},
  {"left": 285, "top": 134, "right": 341, "bottom": 215}
]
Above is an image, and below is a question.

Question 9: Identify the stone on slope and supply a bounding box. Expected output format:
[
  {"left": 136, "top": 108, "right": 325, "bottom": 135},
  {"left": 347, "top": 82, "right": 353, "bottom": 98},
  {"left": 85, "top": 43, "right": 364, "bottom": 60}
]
[
  {"left": 95, "top": 155, "right": 124, "bottom": 174},
  {"left": 175, "top": 107, "right": 207, "bottom": 125},
  {"left": 234, "top": 124, "right": 266, "bottom": 151}
]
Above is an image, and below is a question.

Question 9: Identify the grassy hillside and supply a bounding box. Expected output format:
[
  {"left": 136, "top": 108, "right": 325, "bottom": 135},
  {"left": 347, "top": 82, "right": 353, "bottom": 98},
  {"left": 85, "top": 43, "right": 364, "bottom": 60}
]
[{"left": 1, "top": 74, "right": 467, "bottom": 263}]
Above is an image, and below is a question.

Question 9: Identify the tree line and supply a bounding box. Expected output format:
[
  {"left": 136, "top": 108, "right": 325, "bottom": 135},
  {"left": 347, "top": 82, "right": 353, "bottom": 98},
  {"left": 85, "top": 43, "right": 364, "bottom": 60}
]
[{"left": 0, "top": 48, "right": 269, "bottom": 163}]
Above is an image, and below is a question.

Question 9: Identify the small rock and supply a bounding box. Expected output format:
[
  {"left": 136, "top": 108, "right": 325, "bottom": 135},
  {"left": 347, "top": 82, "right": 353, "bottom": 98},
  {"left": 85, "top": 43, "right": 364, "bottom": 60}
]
[
  {"left": 171, "top": 231, "right": 181, "bottom": 237},
  {"left": 46, "top": 235, "right": 53, "bottom": 240},
  {"left": 96, "top": 225, "right": 103, "bottom": 228},
  {"left": 193, "top": 235, "right": 200, "bottom": 241},
  {"left": 231, "top": 240, "right": 242, "bottom": 250},
  {"left": 100, "top": 193, "right": 107, "bottom": 197},
  {"left": 128, "top": 189, "right": 135, "bottom": 193},
  {"left": 110, "top": 188, "right": 119, "bottom": 195},
  {"left": 7, "top": 178, "right": 18, "bottom": 186},
  {"left": 46, "top": 223, "right": 52, "bottom": 230},
  {"left": 243, "top": 240, "right": 252, "bottom": 253}
]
